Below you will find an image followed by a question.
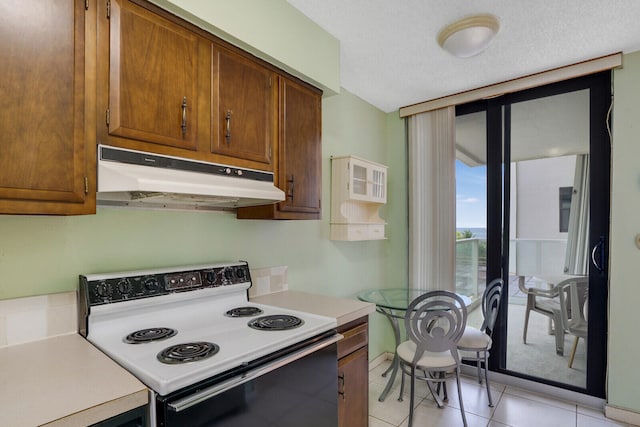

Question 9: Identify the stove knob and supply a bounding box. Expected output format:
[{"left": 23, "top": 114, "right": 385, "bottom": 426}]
[
  {"left": 236, "top": 268, "right": 245, "bottom": 279},
  {"left": 95, "top": 281, "right": 109, "bottom": 298},
  {"left": 117, "top": 279, "right": 131, "bottom": 295},
  {"left": 223, "top": 268, "right": 234, "bottom": 281},
  {"left": 205, "top": 271, "right": 216, "bottom": 284},
  {"left": 144, "top": 278, "right": 159, "bottom": 291}
]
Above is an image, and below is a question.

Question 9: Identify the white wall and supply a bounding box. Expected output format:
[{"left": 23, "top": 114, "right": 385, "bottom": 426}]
[{"left": 515, "top": 156, "right": 576, "bottom": 239}]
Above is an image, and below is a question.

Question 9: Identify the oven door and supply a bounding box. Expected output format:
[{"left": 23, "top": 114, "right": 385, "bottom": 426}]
[{"left": 155, "top": 331, "right": 341, "bottom": 427}]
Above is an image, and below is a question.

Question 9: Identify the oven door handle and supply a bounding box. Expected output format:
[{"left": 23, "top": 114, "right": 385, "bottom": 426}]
[{"left": 167, "top": 333, "right": 343, "bottom": 413}]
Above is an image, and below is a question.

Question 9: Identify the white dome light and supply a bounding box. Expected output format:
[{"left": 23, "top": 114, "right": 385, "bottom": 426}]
[{"left": 438, "top": 14, "right": 500, "bottom": 58}]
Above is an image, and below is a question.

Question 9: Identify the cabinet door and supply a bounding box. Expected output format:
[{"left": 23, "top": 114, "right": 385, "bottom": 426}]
[
  {"left": 349, "top": 157, "right": 387, "bottom": 203},
  {"left": 338, "top": 347, "right": 369, "bottom": 427},
  {"left": 0, "top": 0, "right": 95, "bottom": 214},
  {"left": 212, "top": 46, "right": 274, "bottom": 167},
  {"left": 107, "top": 0, "right": 201, "bottom": 151},
  {"left": 277, "top": 77, "right": 321, "bottom": 216}
]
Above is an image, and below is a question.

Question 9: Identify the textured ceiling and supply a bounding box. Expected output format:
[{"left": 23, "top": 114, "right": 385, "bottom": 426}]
[{"left": 287, "top": 0, "right": 640, "bottom": 113}]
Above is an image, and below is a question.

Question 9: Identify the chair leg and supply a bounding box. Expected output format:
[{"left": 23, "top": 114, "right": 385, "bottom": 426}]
[
  {"left": 408, "top": 365, "right": 416, "bottom": 427},
  {"left": 523, "top": 296, "right": 532, "bottom": 343},
  {"left": 476, "top": 352, "right": 482, "bottom": 384},
  {"left": 425, "top": 374, "right": 443, "bottom": 407},
  {"left": 455, "top": 367, "right": 469, "bottom": 427},
  {"left": 483, "top": 351, "right": 494, "bottom": 407},
  {"left": 553, "top": 310, "right": 565, "bottom": 356},
  {"left": 568, "top": 336, "right": 579, "bottom": 368},
  {"left": 398, "top": 363, "right": 405, "bottom": 401}
]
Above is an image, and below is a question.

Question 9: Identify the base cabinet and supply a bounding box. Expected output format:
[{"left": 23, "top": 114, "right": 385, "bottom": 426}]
[{"left": 337, "top": 318, "right": 369, "bottom": 427}]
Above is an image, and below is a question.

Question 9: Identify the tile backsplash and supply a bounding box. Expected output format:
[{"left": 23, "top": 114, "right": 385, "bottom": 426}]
[
  {"left": 0, "top": 291, "right": 77, "bottom": 348},
  {"left": 248, "top": 266, "right": 288, "bottom": 298}
]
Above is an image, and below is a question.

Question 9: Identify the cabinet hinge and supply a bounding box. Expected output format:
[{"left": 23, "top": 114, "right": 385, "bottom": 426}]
[
  {"left": 269, "top": 145, "right": 272, "bottom": 161},
  {"left": 84, "top": 177, "right": 89, "bottom": 194},
  {"left": 85, "top": 0, "right": 89, "bottom": 10},
  {"left": 105, "top": 108, "right": 110, "bottom": 126},
  {"left": 106, "top": 0, "right": 111, "bottom": 19},
  {"left": 269, "top": 76, "right": 272, "bottom": 88}
]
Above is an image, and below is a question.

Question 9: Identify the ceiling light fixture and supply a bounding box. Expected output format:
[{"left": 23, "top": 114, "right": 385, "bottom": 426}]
[{"left": 437, "top": 14, "right": 500, "bottom": 58}]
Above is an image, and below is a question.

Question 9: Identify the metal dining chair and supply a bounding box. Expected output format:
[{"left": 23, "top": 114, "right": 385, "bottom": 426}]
[
  {"left": 396, "top": 290, "right": 468, "bottom": 427},
  {"left": 457, "top": 278, "right": 503, "bottom": 407}
]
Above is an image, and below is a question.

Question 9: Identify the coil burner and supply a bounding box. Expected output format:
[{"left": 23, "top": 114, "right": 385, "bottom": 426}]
[
  {"left": 248, "top": 315, "right": 304, "bottom": 331},
  {"left": 157, "top": 342, "right": 220, "bottom": 364},
  {"left": 225, "top": 306, "right": 264, "bottom": 317},
  {"left": 124, "top": 327, "right": 177, "bottom": 344}
]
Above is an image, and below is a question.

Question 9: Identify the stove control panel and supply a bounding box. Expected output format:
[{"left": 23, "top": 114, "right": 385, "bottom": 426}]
[{"left": 79, "top": 262, "right": 252, "bottom": 306}]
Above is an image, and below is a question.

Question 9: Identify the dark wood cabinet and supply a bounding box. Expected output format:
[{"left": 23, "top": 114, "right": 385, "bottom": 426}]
[
  {"left": 0, "top": 0, "right": 96, "bottom": 215},
  {"left": 212, "top": 46, "right": 275, "bottom": 167},
  {"left": 337, "top": 318, "right": 369, "bottom": 427},
  {"left": 100, "top": 0, "right": 208, "bottom": 153},
  {"left": 237, "top": 76, "right": 322, "bottom": 220}
]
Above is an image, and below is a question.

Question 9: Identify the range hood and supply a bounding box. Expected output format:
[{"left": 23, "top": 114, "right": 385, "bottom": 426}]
[{"left": 96, "top": 145, "right": 285, "bottom": 210}]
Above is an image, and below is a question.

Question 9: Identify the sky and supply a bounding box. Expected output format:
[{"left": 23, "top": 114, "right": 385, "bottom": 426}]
[{"left": 455, "top": 160, "right": 487, "bottom": 229}]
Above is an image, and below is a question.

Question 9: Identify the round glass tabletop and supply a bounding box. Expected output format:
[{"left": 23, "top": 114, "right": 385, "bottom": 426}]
[{"left": 356, "top": 288, "right": 472, "bottom": 311}]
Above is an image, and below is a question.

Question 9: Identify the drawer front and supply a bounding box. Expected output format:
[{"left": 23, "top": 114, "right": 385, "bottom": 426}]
[
  {"left": 368, "top": 224, "right": 385, "bottom": 239},
  {"left": 338, "top": 323, "right": 368, "bottom": 359}
]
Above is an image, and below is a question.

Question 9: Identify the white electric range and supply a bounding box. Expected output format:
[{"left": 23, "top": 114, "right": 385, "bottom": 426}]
[{"left": 78, "top": 261, "right": 340, "bottom": 427}]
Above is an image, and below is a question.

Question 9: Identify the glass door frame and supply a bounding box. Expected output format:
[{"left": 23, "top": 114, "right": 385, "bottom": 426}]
[{"left": 456, "top": 71, "right": 611, "bottom": 397}]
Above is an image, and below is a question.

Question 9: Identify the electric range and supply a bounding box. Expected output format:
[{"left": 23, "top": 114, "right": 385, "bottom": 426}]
[{"left": 78, "top": 261, "right": 340, "bottom": 426}]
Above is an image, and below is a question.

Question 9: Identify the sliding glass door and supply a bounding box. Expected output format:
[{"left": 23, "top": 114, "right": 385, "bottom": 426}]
[{"left": 455, "top": 72, "right": 611, "bottom": 397}]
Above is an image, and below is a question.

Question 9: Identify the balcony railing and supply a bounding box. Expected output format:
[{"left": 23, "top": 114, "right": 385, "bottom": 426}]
[{"left": 455, "top": 237, "right": 568, "bottom": 304}]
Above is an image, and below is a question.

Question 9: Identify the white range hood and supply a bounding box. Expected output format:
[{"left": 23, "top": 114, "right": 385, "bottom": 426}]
[{"left": 96, "top": 145, "right": 285, "bottom": 210}]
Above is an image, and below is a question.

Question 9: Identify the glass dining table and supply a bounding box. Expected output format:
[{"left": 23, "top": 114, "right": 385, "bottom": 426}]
[{"left": 357, "top": 288, "right": 472, "bottom": 402}]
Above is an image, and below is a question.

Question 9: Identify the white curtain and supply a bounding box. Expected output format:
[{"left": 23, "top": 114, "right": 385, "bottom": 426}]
[
  {"left": 407, "top": 107, "right": 456, "bottom": 291},
  {"left": 564, "top": 154, "right": 589, "bottom": 276}
]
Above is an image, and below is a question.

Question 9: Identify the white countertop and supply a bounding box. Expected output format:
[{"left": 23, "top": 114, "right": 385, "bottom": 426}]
[
  {"left": 0, "top": 333, "right": 148, "bottom": 427},
  {"left": 250, "top": 290, "right": 375, "bottom": 327}
]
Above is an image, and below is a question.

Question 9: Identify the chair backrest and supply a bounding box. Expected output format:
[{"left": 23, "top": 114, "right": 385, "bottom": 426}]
[
  {"left": 404, "top": 290, "right": 467, "bottom": 365},
  {"left": 480, "top": 278, "right": 503, "bottom": 337},
  {"left": 557, "top": 276, "right": 588, "bottom": 332}
]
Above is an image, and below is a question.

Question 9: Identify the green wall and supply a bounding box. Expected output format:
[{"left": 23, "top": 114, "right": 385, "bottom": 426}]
[{"left": 607, "top": 51, "right": 640, "bottom": 413}]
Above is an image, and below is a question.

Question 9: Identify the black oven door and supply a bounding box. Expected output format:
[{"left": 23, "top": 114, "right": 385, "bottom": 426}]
[{"left": 156, "top": 331, "right": 340, "bottom": 427}]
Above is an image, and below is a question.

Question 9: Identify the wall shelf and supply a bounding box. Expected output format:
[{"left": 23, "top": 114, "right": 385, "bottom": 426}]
[{"left": 330, "top": 155, "right": 387, "bottom": 241}]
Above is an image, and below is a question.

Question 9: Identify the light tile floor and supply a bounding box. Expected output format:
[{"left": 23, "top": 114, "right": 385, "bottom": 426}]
[{"left": 368, "top": 360, "right": 635, "bottom": 427}]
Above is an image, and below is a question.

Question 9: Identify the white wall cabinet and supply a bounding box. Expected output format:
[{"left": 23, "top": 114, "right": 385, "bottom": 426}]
[{"left": 330, "top": 156, "right": 387, "bottom": 241}]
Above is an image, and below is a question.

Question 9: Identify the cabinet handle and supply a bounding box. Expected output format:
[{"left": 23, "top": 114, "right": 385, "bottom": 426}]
[
  {"left": 225, "top": 110, "right": 232, "bottom": 143},
  {"left": 181, "top": 97, "right": 187, "bottom": 136},
  {"left": 338, "top": 373, "right": 345, "bottom": 400},
  {"left": 287, "top": 175, "right": 295, "bottom": 200}
]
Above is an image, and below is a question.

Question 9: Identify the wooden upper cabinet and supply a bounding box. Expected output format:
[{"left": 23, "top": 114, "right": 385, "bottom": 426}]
[
  {"left": 237, "top": 76, "right": 322, "bottom": 220},
  {"left": 0, "top": 0, "right": 96, "bottom": 215},
  {"left": 278, "top": 77, "right": 322, "bottom": 216},
  {"left": 104, "top": 0, "right": 205, "bottom": 152},
  {"left": 212, "top": 46, "right": 275, "bottom": 167}
]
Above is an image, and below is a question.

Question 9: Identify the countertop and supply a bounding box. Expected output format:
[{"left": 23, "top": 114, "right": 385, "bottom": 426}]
[
  {"left": 250, "top": 290, "right": 376, "bottom": 327},
  {"left": 0, "top": 333, "right": 148, "bottom": 427}
]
